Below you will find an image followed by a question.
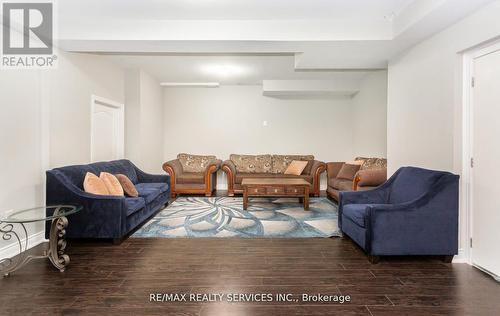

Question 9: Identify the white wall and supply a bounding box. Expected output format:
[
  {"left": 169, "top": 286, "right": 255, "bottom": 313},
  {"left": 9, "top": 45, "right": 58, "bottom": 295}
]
[
  {"left": 163, "top": 85, "right": 357, "bottom": 189},
  {"left": 0, "top": 51, "right": 125, "bottom": 255},
  {"left": 352, "top": 71, "right": 387, "bottom": 158},
  {"left": 0, "top": 70, "right": 46, "bottom": 253},
  {"left": 125, "top": 69, "right": 142, "bottom": 166},
  {"left": 125, "top": 69, "right": 164, "bottom": 173},
  {"left": 387, "top": 1, "right": 500, "bottom": 261},
  {"left": 48, "top": 52, "right": 125, "bottom": 168},
  {"left": 387, "top": 1, "right": 500, "bottom": 175}
]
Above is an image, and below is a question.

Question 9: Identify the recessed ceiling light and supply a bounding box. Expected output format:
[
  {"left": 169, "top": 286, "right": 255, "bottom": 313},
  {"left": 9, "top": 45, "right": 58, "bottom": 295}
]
[{"left": 201, "top": 64, "right": 248, "bottom": 78}]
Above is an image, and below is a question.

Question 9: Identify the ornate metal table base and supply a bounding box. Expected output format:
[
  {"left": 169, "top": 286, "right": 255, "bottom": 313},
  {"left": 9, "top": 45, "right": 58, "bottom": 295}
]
[{"left": 0, "top": 216, "right": 70, "bottom": 277}]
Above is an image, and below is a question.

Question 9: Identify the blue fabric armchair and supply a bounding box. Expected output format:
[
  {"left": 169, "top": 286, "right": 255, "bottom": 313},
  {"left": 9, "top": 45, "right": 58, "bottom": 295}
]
[
  {"left": 339, "top": 167, "right": 459, "bottom": 263},
  {"left": 46, "top": 159, "right": 170, "bottom": 242}
]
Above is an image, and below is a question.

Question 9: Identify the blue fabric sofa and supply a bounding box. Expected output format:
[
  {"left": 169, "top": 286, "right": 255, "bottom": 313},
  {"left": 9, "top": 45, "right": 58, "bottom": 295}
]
[
  {"left": 339, "top": 167, "right": 459, "bottom": 263},
  {"left": 46, "top": 159, "right": 170, "bottom": 241}
]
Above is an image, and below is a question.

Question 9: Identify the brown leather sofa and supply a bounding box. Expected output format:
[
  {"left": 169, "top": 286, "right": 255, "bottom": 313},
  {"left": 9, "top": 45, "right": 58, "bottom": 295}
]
[
  {"left": 163, "top": 153, "right": 222, "bottom": 198},
  {"left": 222, "top": 154, "right": 326, "bottom": 197},
  {"left": 327, "top": 157, "right": 387, "bottom": 201}
]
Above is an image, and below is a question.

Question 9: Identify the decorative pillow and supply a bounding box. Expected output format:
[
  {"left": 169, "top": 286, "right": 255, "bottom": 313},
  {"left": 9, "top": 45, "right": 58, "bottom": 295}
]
[
  {"left": 347, "top": 160, "right": 364, "bottom": 166},
  {"left": 272, "top": 155, "right": 314, "bottom": 174},
  {"left": 100, "top": 172, "right": 124, "bottom": 196},
  {"left": 115, "top": 174, "right": 139, "bottom": 197},
  {"left": 177, "top": 153, "right": 216, "bottom": 173},
  {"left": 360, "top": 158, "right": 387, "bottom": 170},
  {"left": 83, "top": 172, "right": 109, "bottom": 196},
  {"left": 284, "top": 160, "right": 309, "bottom": 176},
  {"left": 337, "top": 164, "right": 361, "bottom": 180},
  {"left": 230, "top": 154, "right": 273, "bottom": 173}
]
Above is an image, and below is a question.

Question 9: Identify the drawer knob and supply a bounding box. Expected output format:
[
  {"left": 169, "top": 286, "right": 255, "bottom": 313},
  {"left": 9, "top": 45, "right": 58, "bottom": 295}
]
[{"left": 274, "top": 189, "right": 278, "bottom": 193}]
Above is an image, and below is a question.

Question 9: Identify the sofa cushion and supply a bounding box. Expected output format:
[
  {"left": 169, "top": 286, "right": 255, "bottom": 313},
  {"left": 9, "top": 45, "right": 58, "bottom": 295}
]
[
  {"left": 115, "top": 174, "right": 139, "bottom": 197},
  {"left": 284, "top": 160, "right": 308, "bottom": 175},
  {"left": 337, "top": 164, "right": 361, "bottom": 180},
  {"left": 328, "top": 178, "right": 353, "bottom": 191},
  {"left": 83, "top": 172, "right": 109, "bottom": 195},
  {"left": 177, "top": 153, "right": 216, "bottom": 173},
  {"left": 356, "top": 169, "right": 387, "bottom": 187},
  {"left": 342, "top": 204, "right": 370, "bottom": 228},
  {"left": 360, "top": 158, "right": 387, "bottom": 170},
  {"left": 272, "top": 155, "right": 314, "bottom": 174},
  {"left": 177, "top": 172, "right": 205, "bottom": 184},
  {"left": 100, "top": 172, "right": 124, "bottom": 196},
  {"left": 230, "top": 154, "right": 272, "bottom": 173},
  {"left": 125, "top": 197, "right": 146, "bottom": 216},
  {"left": 135, "top": 183, "right": 169, "bottom": 203},
  {"left": 235, "top": 173, "right": 313, "bottom": 184}
]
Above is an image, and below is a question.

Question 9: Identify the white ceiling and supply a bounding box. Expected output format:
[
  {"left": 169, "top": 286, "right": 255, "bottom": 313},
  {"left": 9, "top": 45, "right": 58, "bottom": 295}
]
[
  {"left": 59, "top": 0, "right": 494, "bottom": 87},
  {"left": 105, "top": 55, "right": 370, "bottom": 85},
  {"left": 59, "top": 0, "right": 413, "bottom": 21}
]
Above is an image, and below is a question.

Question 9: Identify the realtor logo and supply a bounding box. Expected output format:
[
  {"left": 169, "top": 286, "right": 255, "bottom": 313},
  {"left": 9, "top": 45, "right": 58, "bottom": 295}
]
[{"left": 1, "top": 1, "right": 56, "bottom": 68}]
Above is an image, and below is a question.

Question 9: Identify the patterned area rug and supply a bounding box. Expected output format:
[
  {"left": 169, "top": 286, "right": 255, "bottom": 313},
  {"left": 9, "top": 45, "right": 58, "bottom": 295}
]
[{"left": 133, "top": 197, "right": 340, "bottom": 238}]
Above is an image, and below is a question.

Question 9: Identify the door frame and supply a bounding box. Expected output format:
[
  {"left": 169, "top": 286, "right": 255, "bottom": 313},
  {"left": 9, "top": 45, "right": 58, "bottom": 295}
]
[
  {"left": 90, "top": 95, "right": 125, "bottom": 162},
  {"left": 462, "top": 40, "right": 500, "bottom": 271}
]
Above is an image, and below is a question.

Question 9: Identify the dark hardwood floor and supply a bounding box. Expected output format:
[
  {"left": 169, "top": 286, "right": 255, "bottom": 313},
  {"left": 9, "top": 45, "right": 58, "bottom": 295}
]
[
  {"left": 1, "top": 192, "right": 499, "bottom": 315},
  {"left": 1, "top": 237, "right": 500, "bottom": 315}
]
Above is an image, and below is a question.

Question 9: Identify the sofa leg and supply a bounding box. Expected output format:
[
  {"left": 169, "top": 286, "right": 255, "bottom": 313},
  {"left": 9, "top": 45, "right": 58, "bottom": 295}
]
[
  {"left": 171, "top": 193, "right": 177, "bottom": 199},
  {"left": 368, "top": 255, "right": 380, "bottom": 264},
  {"left": 228, "top": 190, "right": 234, "bottom": 197},
  {"left": 442, "top": 255, "right": 454, "bottom": 263},
  {"left": 205, "top": 192, "right": 212, "bottom": 197}
]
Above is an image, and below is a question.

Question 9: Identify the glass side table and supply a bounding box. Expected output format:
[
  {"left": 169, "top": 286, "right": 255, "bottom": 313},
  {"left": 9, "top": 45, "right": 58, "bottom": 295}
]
[{"left": 0, "top": 205, "right": 82, "bottom": 277}]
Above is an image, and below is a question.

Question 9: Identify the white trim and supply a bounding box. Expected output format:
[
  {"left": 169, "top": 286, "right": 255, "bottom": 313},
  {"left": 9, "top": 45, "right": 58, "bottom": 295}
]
[
  {"left": 462, "top": 50, "right": 473, "bottom": 265},
  {"left": 90, "top": 95, "right": 125, "bottom": 162},
  {"left": 0, "top": 231, "right": 47, "bottom": 260},
  {"left": 462, "top": 39, "right": 500, "bottom": 270},
  {"left": 473, "top": 264, "right": 500, "bottom": 283}
]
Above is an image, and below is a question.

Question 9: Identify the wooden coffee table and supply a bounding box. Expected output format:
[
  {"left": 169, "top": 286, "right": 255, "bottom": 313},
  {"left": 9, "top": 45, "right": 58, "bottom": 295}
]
[{"left": 241, "top": 178, "right": 310, "bottom": 210}]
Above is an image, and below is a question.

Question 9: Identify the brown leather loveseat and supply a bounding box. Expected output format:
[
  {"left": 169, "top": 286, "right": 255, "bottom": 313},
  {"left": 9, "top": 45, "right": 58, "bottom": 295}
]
[
  {"left": 222, "top": 154, "right": 326, "bottom": 197},
  {"left": 327, "top": 157, "right": 387, "bottom": 201}
]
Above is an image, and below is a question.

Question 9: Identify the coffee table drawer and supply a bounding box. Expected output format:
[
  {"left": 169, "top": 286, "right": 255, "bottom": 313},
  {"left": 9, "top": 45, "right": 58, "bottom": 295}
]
[
  {"left": 248, "top": 187, "right": 266, "bottom": 195},
  {"left": 265, "top": 186, "right": 285, "bottom": 195},
  {"left": 286, "top": 187, "right": 305, "bottom": 195}
]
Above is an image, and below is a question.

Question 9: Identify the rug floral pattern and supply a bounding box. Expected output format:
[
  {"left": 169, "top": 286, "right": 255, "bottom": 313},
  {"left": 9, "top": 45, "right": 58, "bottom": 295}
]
[{"left": 133, "top": 197, "right": 340, "bottom": 238}]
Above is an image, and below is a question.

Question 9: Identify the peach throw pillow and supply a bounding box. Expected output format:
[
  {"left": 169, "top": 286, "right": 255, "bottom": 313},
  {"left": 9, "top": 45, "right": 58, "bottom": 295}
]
[
  {"left": 83, "top": 172, "right": 109, "bottom": 196},
  {"left": 100, "top": 172, "right": 124, "bottom": 196},
  {"left": 284, "top": 160, "right": 309, "bottom": 175}
]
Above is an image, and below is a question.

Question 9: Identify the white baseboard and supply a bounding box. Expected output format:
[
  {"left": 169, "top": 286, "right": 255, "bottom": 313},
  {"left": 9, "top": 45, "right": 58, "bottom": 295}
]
[
  {"left": 0, "top": 230, "right": 47, "bottom": 259},
  {"left": 473, "top": 264, "right": 500, "bottom": 283},
  {"left": 452, "top": 249, "right": 470, "bottom": 264},
  {"left": 452, "top": 248, "right": 467, "bottom": 263}
]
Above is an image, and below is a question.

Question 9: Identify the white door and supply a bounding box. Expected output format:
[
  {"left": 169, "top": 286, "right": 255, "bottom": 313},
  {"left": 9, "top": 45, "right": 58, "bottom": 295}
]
[
  {"left": 90, "top": 95, "right": 124, "bottom": 162},
  {"left": 471, "top": 45, "right": 500, "bottom": 281}
]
